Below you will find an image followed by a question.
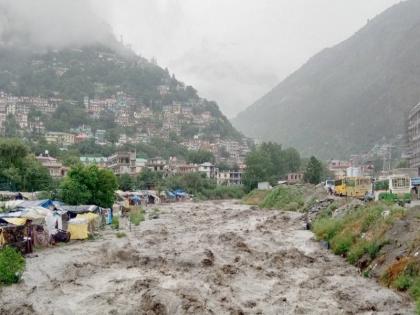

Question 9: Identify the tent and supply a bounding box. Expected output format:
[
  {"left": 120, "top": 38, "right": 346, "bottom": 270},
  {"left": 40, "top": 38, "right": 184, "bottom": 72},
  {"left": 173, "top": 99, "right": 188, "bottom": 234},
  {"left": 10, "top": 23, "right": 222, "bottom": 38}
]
[
  {"left": 76, "top": 213, "right": 100, "bottom": 234},
  {"left": 68, "top": 218, "right": 89, "bottom": 240}
]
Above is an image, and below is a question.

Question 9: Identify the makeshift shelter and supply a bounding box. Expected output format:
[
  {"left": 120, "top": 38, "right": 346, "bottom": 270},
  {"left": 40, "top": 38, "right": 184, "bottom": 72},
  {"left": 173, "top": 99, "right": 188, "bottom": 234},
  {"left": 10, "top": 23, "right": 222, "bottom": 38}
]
[
  {"left": 129, "top": 195, "right": 141, "bottom": 206},
  {"left": 18, "top": 199, "right": 55, "bottom": 209},
  {"left": 21, "top": 207, "right": 51, "bottom": 225},
  {"left": 68, "top": 218, "right": 89, "bottom": 240},
  {"left": 76, "top": 213, "right": 100, "bottom": 235},
  {"left": 0, "top": 220, "right": 31, "bottom": 253},
  {"left": 45, "top": 211, "right": 69, "bottom": 235}
]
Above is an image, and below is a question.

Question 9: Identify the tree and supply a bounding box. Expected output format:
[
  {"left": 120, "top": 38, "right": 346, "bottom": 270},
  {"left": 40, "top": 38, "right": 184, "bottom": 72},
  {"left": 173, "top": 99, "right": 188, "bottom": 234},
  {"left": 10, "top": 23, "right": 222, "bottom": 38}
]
[
  {"left": 136, "top": 169, "right": 163, "bottom": 190},
  {"left": 186, "top": 150, "right": 215, "bottom": 164},
  {"left": 242, "top": 142, "right": 302, "bottom": 191},
  {"left": 304, "top": 156, "right": 323, "bottom": 184},
  {"left": 0, "top": 138, "right": 52, "bottom": 192},
  {"left": 118, "top": 174, "right": 134, "bottom": 191},
  {"left": 283, "top": 147, "right": 301, "bottom": 172},
  {"left": 242, "top": 150, "right": 274, "bottom": 191},
  {"left": 59, "top": 165, "right": 118, "bottom": 208},
  {"left": 4, "top": 114, "right": 19, "bottom": 137}
]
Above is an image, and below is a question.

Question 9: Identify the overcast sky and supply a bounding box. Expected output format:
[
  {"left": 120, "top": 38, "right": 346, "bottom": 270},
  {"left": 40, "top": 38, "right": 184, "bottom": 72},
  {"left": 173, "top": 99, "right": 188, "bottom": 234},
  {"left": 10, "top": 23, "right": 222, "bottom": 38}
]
[
  {"left": 0, "top": 0, "right": 403, "bottom": 117},
  {"left": 91, "top": 0, "right": 401, "bottom": 118}
]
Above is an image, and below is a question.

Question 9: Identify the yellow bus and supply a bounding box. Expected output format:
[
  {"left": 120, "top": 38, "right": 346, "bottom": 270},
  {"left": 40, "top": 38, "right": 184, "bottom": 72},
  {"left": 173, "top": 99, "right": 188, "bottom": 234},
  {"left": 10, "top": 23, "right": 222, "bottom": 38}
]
[
  {"left": 335, "top": 177, "right": 372, "bottom": 198},
  {"left": 334, "top": 179, "right": 346, "bottom": 196}
]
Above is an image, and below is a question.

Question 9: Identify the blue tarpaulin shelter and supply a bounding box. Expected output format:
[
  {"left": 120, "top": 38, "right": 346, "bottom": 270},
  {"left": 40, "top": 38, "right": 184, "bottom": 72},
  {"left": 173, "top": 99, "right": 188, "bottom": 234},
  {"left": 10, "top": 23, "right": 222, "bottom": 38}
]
[{"left": 18, "top": 199, "right": 54, "bottom": 209}]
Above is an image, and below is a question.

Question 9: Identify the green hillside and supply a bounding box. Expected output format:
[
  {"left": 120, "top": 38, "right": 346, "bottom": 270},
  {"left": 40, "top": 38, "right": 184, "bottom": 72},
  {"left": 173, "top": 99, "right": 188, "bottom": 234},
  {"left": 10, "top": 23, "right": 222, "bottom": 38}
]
[{"left": 0, "top": 43, "right": 240, "bottom": 140}]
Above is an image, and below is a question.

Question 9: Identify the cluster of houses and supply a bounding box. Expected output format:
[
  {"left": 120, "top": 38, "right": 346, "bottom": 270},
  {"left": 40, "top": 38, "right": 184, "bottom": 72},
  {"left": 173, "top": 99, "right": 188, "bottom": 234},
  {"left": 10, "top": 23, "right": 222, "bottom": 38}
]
[
  {"left": 0, "top": 90, "right": 251, "bottom": 166},
  {"left": 0, "top": 92, "right": 62, "bottom": 134},
  {"left": 36, "top": 151, "right": 245, "bottom": 186}
]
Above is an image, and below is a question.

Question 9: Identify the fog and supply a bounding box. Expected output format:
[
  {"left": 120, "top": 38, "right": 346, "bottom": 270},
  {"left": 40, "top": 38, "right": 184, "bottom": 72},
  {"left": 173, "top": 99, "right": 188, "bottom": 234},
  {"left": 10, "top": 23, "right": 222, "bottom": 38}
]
[
  {"left": 0, "top": 0, "right": 113, "bottom": 48},
  {"left": 0, "top": 0, "right": 402, "bottom": 117},
  {"left": 93, "top": 0, "right": 402, "bottom": 117}
]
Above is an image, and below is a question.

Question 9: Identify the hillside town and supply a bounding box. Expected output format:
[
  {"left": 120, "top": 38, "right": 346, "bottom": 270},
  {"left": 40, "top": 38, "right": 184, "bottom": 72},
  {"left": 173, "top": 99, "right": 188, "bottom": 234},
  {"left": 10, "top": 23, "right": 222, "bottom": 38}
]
[{"left": 0, "top": 91, "right": 251, "bottom": 167}]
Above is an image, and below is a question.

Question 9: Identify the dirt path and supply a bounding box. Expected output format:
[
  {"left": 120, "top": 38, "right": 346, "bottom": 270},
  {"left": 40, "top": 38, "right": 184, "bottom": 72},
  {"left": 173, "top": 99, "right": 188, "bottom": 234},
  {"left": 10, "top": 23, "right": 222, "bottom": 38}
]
[{"left": 0, "top": 201, "right": 415, "bottom": 314}]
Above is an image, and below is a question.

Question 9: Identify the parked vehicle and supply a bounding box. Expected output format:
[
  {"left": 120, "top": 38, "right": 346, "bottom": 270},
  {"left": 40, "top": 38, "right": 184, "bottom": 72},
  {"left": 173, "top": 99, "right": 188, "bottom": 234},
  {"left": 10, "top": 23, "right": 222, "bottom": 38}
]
[
  {"left": 334, "top": 176, "right": 372, "bottom": 199},
  {"left": 378, "top": 175, "right": 412, "bottom": 205}
]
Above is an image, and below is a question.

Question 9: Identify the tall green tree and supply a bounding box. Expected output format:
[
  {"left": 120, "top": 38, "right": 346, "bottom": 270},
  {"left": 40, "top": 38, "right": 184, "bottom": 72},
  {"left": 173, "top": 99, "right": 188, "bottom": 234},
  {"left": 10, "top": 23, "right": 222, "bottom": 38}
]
[
  {"left": 304, "top": 156, "right": 323, "bottom": 184},
  {"left": 242, "top": 150, "right": 274, "bottom": 191},
  {"left": 284, "top": 147, "right": 301, "bottom": 172},
  {"left": 59, "top": 165, "right": 118, "bottom": 207},
  {"left": 186, "top": 150, "right": 215, "bottom": 164},
  {"left": 4, "top": 114, "right": 19, "bottom": 138},
  {"left": 242, "top": 142, "right": 302, "bottom": 191},
  {"left": 0, "top": 138, "right": 52, "bottom": 192}
]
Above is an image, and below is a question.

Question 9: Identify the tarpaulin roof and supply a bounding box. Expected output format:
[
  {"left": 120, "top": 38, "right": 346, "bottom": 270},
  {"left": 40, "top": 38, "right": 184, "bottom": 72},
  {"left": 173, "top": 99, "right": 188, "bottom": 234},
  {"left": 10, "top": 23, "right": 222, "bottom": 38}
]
[
  {"left": 166, "top": 191, "right": 176, "bottom": 198},
  {"left": 3, "top": 218, "right": 27, "bottom": 226},
  {"left": 18, "top": 199, "right": 54, "bottom": 209},
  {"left": 59, "top": 205, "right": 100, "bottom": 214}
]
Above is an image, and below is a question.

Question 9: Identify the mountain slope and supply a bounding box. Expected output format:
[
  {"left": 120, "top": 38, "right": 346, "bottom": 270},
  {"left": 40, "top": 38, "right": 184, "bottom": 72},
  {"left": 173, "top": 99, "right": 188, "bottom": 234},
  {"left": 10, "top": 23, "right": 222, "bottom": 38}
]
[
  {"left": 0, "top": 42, "right": 241, "bottom": 140},
  {"left": 233, "top": 0, "right": 420, "bottom": 159}
]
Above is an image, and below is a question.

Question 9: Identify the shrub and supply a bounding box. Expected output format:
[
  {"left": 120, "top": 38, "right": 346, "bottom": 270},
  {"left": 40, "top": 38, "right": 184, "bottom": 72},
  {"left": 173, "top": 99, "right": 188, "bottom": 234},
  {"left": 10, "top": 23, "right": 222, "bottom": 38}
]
[
  {"left": 347, "top": 241, "right": 368, "bottom": 264},
  {"left": 0, "top": 246, "right": 25, "bottom": 285},
  {"left": 366, "top": 241, "right": 382, "bottom": 259},
  {"left": 409, "top": 277, "right": 420, "bottom": 299},
  {"left": 285, "top": 202, "right": 301, "bottom": 212},
  {"left": 331, "top": 233, "right": 354, "bottom": 255},
  {"left": 130, "top": 208, "right": 144, "bottom": 226},
  {"left": 361, "top": 206, "right": 383, "bottom": 232},
  {"left": 111, "top": 216, "right": 120, "bottom": 230},
  {"left": 393, "top": 275, "right": 413, "bottom": 291},
  {"left": 312, "top": 217, "right": 343, "bottom": 242}
]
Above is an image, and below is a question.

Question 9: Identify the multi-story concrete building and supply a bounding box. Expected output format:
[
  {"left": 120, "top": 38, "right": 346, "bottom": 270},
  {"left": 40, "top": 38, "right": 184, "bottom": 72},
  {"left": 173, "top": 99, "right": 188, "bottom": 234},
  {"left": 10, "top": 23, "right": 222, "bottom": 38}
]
[
  {"left": 45, "top": 132, "right": 75, "bottom": 147},
  {"left": 107, "top": 151, "right": 137, "bottom": 176},
  {"left": 36, "top": 154, "right": 67, "bottom": 178},
  {"left": 217, "top": 170, "right": 243, "bottom": 186},
  {"left": 199, "top": 162, "right": 217, "bottom": 179},
  {"left": 147, "top": 157, "right": 167, "bottom": 172},
  {"left": 408, "top": 102, "right": 420, "bottom": 174}
]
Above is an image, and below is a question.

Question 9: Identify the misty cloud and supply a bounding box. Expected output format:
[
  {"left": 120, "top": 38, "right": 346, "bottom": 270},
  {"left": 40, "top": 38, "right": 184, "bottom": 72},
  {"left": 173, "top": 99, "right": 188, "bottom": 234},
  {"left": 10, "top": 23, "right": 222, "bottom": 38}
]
[
  {"left": 0, "top": 0, "right": 114, "bottom": 49},
  {"left": 96, "top": 0, "right": 401, "bottom": 117},
  {"left": 0, "top": 0, "right": 403, "bottom": 117}
]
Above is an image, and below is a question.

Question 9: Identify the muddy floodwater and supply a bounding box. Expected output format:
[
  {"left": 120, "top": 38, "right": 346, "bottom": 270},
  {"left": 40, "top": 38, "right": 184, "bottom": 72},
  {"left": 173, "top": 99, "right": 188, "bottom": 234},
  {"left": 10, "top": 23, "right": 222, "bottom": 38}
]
[{"left": 0, "top": 201, "right": 415, "bottom": 314}]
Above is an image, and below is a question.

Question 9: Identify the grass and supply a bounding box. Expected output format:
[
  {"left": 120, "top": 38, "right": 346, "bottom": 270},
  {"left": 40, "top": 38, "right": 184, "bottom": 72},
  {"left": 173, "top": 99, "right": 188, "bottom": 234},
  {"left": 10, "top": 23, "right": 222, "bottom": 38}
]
[
  {"left": 383, "top": 259, "right": 420, "bottom": 314},
  {"left": 203, "top": 186, "right": 246, "bottom": 200},
  {"left": 259, "top": 186, "right": 304, "bottom": 210},
  {"left": 313, "top": 202, "right": 402, "bottom": 263},
  {"left": 243, "top": 190, "right": 270, "bottom": 206},
  {"left": 312, "top": 217, "right": 343, "bottom": 242},
  {"left": 0, "top": 246, "right": 25, "bottom": 285},
  {"left": 129, "top": 207, "right": 145, "bottom": 226},
  {"left": 312, "top": 201, "right": 420, "bottom": 312}
]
